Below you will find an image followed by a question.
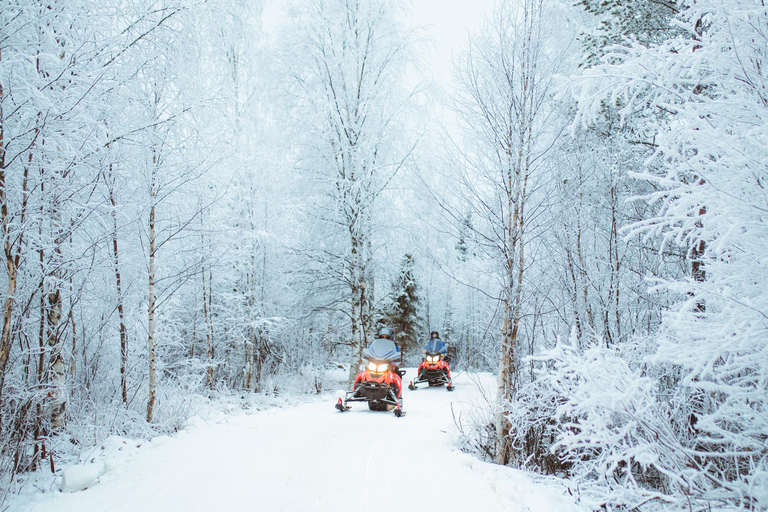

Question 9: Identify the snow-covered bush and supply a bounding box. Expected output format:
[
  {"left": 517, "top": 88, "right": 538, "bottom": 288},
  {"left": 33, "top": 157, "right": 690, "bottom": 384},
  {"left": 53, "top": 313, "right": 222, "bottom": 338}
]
[
  {"left": 453, "top": 374, "right": 498, "bottom": 461},
  {"left": 502, "top": 368, "right": 570, "bottom": 475},
  {"left": 533, "top": 338, "right": 693, "bottom": 509},
  {"left": 520, "top": 331, "right": 767, "bottom": 510}
]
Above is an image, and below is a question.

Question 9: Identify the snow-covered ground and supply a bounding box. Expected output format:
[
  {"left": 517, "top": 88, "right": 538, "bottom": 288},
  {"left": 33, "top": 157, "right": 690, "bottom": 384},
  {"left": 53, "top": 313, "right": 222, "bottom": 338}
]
[{"left": 10, "top": 371, "right": 588, "bottom": 512}]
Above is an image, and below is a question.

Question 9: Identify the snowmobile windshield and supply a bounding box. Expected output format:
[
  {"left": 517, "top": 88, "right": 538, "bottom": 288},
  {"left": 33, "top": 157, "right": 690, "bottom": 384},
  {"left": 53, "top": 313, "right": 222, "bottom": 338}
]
[
  {"left": 423, "top": 338, "right": 447, "bottom": 356},
  {"left": 362, "top": 338, "right": 401, "bottom": 362}
]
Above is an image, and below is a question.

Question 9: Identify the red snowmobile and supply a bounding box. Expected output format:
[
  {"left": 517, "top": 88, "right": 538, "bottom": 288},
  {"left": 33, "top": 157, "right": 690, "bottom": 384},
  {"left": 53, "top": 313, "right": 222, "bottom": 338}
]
[
  {"left": 408, "top": 337, "right": 453, "bottom": 391},
  {"left": 336, "top": 335, "right": 406, "bottom": 417}
]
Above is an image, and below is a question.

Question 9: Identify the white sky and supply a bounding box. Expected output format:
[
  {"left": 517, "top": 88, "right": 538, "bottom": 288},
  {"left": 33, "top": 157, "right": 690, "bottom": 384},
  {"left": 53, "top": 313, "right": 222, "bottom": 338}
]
[
  {"left": 262, "top": 0, "right": 497, "bottom": 82},
  {"left": 407, "top": 0, "right": 496, "bottom": 81}
]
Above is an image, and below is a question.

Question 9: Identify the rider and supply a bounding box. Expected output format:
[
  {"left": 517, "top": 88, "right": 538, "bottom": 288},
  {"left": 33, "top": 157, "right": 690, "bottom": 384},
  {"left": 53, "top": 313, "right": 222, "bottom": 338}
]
[
  {"left": 376, "top": 327, "right": 404, "bottom": 378},
  {"left": 421, "top": 330, "right": 451, "bottom": 379}
]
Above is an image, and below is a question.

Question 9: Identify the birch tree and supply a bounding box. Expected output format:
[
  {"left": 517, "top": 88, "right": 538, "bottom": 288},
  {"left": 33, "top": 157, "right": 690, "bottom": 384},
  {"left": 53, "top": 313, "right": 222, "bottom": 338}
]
[
  {"left": 107, "top": 0, "right": 215, "bottom": 422},
  {"left": 0, "top": 0, "right": 117, "bottom": 472},
  {"left": 454, "top": 0, "right": 570, "bottom": 465},
  {"left": 282, "top": 0, "right": 417, "bottom": 384}
]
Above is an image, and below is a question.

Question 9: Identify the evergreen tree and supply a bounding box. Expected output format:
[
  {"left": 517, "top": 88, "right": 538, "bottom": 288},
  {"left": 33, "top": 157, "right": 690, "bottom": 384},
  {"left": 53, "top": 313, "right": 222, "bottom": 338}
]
[
  {"left": 455, "top": 212, "right": 475, "bottom": 263},
  {"left": 385, "top": 254, "right": 422, "bottom": 359},
  {"left": 442, "top": 299, "right": 455, "bottom": 344},
  {"left": 578, "top": 0, "right": 681, "bottom": 67}
]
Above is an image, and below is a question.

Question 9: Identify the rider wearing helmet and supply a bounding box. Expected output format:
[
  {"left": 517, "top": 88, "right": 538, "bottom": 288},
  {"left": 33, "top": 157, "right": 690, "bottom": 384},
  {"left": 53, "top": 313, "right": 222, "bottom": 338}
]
[
  {"left": 376, "top": 327, "right": 404, "bottom": 378},
  {"left": 411, "top": 329, "right": 453, "bottom": 390}
]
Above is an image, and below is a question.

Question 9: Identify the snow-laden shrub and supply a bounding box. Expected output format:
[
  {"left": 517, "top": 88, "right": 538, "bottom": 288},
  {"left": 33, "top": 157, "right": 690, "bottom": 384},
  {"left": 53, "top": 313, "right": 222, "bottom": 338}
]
[
  {"left": 452, "top": 374, "right": 498, "bottom": 461},
  {"left": 502, "top": 371, "right": 570, "bottom": 475},
  {"left": 536, "top": 339, "right": 685, "bottom": 507},
  {"left": 525, "top": 333, "right": 766, "bottom": 511}
]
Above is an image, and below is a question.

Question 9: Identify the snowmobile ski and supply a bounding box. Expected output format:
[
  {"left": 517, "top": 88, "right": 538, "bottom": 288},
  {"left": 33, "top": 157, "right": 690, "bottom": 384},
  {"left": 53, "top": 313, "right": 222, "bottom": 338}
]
[{"left": 335, "top": 397, "right": 350, "bottom": 412}]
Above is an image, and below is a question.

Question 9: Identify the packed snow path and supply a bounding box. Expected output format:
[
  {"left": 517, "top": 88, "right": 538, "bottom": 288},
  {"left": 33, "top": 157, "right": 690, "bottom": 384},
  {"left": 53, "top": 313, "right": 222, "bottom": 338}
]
[{"left": 16, "top": 372, "right": 585, "bottom": 512}]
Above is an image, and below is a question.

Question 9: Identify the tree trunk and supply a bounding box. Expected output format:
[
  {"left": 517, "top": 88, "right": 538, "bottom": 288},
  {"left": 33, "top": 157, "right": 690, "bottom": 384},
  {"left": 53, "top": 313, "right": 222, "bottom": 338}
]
[
  {"left": 495, "top": 1, "right": 537, "bottom": 462},
  {"left": 691, "top": 205, "right": 707, "bottom": 313},
  {"left": 256, "top": 328, "right": 265, "bottom": 392},
  {"left": 68, "top": 273, "right": 77, "bottom": 379},
  {"left": 202, "top": 262, "right": 214, "bottom": 389},
  {"left": 33, "top": 258, "right": 46, "bottom": 471},
  {"left": 147, "top": 202, "right": 157, "bottom": 423},
  {"left": 109, "top": 179, "right": 129, "bottom": 405},
  {"left": 495, "top": 154, "right": 522, "bottom": 466},
  {"left": 495, "top": 300, "right": 514, "bottom": 465},
  {"left": 47, "top": 289, "right": 66, "bottom": 432},
  {"left": 362, "top": 235, "right": 374, "bottom": 343},
  {"left": 565, "top": 245, "right": 583, "bottom": 342},
  {"left": 0, "top": 51, "right": 19, "bottom": 407},
  {"left": 348, "top": 275, "right": 362, "bottom": 384},
  {"left": 607, "top": 178, "right": 620, "bottom": 346},
  {"left": 0, "top": 166, "right": 15, "bottom": 408},
  {"left": 247, "top": 212, "right": 257, "bottom": 392},
  {"left": 347, "top": 227, "right": 364, "bottom": 385},
  {"left": 575, "top": 188, "right": 596, "bottom": 336},
  {"left": 245, "top": 334, "right": 254, "bottom": 391}
]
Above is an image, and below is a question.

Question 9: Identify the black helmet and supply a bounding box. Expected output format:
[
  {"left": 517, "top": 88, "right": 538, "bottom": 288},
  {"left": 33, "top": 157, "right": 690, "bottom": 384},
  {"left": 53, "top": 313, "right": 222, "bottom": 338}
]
[
  {"left": 430, "top": 331, "right": 440, "bottom": 339},
  {"left": 378, "top": 327, "right": 393, "bottom": 339}
]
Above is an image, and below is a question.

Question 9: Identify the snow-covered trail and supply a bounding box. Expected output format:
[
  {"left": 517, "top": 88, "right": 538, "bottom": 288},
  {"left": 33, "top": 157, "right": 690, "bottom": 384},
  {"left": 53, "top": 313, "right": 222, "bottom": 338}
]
[{"left": 15, "top": 372, "right": 584, "bottom": 512}]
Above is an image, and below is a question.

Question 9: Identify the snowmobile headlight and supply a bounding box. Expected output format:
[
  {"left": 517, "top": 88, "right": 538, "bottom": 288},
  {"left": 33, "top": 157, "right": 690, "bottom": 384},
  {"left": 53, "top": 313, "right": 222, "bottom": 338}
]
[{"left": 367, "top": 362, "right": 389, "bottom": 373}]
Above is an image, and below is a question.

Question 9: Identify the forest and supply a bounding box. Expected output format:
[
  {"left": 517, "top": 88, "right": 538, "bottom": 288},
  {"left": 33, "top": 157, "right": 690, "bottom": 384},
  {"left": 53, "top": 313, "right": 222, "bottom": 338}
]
[{"left": 1, "top": 0, "right": 766, "bottom": 510}]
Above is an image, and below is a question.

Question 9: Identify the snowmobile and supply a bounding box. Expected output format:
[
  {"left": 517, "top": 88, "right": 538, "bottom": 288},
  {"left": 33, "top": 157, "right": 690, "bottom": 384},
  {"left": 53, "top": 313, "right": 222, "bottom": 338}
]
[
  {"left": 408, "top": 338, "right": 453, "bottom": 391},
  {"left": 336, "top": 337, "right": 406, "bottom": 417}
]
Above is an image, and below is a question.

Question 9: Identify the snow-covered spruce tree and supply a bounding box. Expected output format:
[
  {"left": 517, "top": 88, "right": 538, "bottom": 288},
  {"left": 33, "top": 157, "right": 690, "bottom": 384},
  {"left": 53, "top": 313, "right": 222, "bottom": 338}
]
[
  {"left": 280, "top": 0, "right": 418, "bottom": 385},
  {"left": 384, "top": 253, "right": 422, "bottom": 362},
  {"left": 560, "top": 1, "right": 768, "bottom": 508}
]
